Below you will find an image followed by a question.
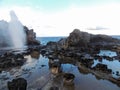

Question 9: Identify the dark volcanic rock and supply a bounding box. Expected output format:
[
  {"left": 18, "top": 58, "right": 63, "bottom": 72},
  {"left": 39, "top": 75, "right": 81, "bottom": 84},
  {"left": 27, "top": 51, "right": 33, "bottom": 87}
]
[
  {"left": 59, "top": 29, "right": 91, "bottom": 49},
  {"left": 24, "top": 26, "right": 40, "bottom": 45},
  {"left": 63, "top": 73, "right": 75, "bottom": 85},
  {"left": 42, "top": 29, "right": 120, "bottom": 87},
  {"left": 7, "top": 78, "right": 27, "bottom": 90},
  {"left": 0, "top": 52, "right": 26, "bottom": 69},
  {"left": 92, "top": 63, "right": 112, "bottom": 74},
  {"left": 58, "top": 29, "right": 120, "bottom": 50}
]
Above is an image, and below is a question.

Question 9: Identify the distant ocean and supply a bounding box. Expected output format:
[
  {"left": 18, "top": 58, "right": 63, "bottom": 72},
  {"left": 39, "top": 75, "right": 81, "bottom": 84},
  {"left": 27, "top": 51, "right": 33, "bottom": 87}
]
[
  {"left": 36, "top": 37, "right": 66, "bottom": 45},
  {"left": 37, "top": 35, "right": 120, "bottom": 45},
  {"left": 112, "top": 35, "right": 120, "bottom": 39}
]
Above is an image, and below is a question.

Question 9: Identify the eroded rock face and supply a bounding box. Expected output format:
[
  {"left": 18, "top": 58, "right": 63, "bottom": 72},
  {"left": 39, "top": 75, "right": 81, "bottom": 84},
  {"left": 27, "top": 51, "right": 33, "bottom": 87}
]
[
  {"left": 24, "top": 26, "right": 40, "bottom": 45},
  {"left": 57, "top": 29, "right": 120, "bottom": 50},
  {"left": 59, "top": 29, "right": 90, "bottom": 49},
  {"left": 42, "top": 29, "right": 120, "bottom": 87}
]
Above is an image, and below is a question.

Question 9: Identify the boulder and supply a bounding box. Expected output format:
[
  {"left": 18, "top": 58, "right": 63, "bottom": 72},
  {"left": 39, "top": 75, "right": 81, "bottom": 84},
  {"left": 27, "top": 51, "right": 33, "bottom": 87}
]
[
  {"left": 92, "top": 63, "right": 112, "bottom": 74},
  {"left": 62, "top": 29, "right": 90, "bottom": 49},
  {"left": 7, "top": 78, "right": 27, "bottom": 90},
  {"left": 63, "top": 73, "right": 75, "bottom": 85}
]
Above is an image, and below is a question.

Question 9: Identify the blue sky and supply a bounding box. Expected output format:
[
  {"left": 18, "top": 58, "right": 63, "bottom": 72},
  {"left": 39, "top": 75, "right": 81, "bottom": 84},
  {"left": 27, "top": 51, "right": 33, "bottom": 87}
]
[
  {"left": 0, "top": 0, "right": 120, "bottom": 36},
  {"left": 1, "top": 0, "right": 119, "bottom": 11}
]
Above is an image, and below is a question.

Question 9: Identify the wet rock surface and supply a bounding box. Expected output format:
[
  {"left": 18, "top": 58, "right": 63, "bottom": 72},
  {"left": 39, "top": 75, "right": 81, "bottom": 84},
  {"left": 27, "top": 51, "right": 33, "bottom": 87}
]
[
  {"left": 40, "top": 29, "right": 120, "bottom": 87},
  {"left": 92, "top": 63, "right": 112, "bottom": 74},
  {"left": 0, "top": 45, "right": 41, "bottom": 71},
  {"left": 0, "top": 29, "right": 120, "bottom": 89},
  {"left": 63, "top": 73, "right": 75, "bottom": 85},
  {"left": 7, "top": 78, "right": 27, "bottom": 90},
  {"left": 0, "top": 52, "right": 26, "bottom": 69}
]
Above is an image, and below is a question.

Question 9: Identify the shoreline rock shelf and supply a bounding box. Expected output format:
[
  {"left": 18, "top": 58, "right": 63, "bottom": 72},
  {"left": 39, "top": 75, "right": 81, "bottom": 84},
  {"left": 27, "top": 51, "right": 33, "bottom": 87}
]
[
  {"left": 42, "top": 29, "right": 120, "bottom": 87},
  {"left": 0, "top": 27, "right": 120, "bottom": 89}
]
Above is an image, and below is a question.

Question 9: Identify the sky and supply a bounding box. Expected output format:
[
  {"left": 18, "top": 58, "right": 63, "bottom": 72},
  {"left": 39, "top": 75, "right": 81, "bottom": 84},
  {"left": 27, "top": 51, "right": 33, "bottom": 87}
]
[{"left": 0, "top": 0, "right": 120, "bottom": 36}]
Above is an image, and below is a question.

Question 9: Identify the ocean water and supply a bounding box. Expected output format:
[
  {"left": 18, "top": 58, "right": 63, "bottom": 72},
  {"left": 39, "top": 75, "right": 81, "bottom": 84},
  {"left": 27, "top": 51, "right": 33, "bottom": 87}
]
[
  {"left": 36, "top": 37, "right": 65, "bottom": 45},
  {"left": 37, "top": 35, "right": 120, "bottom": 45},
  {"left": 112, "top": 35, "right": 120, "bottom": 39}
]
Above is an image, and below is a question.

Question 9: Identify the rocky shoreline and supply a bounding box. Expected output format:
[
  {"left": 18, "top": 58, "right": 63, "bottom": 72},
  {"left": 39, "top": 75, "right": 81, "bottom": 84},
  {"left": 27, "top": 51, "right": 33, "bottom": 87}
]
[
  {"left": 40, "top": 29, "right": 120, "bottom": 87},
  {"left": 0, "top": 28, "right": 120, "bottom": 89},
  {"left": 0, "top": 20, "right": 41, "bottom": 73}
]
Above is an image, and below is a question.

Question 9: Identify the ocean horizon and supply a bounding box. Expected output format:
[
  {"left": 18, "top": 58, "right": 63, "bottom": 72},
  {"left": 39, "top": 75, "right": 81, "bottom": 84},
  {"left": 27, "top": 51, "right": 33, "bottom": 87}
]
[{"left": 37, "top": 35, "right": 120, "bottom": 45}]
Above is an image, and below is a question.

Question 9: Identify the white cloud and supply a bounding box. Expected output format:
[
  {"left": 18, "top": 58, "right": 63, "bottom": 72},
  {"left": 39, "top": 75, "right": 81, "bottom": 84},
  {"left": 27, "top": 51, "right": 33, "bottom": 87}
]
[{"left": 0, "top": 3, "right": 120, "bottom": 36}]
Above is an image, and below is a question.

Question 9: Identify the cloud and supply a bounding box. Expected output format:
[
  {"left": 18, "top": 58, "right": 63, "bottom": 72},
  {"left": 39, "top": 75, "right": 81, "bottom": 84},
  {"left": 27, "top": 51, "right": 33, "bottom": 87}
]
[
  {"left": 44, "top": 25, "right": 55, "bottom": 28},
  {"left": 87, "top": 26, "right": 109, "bottom": 30},
  {"left": 0, "top": 3, "right": 120, "bottom": 36}
]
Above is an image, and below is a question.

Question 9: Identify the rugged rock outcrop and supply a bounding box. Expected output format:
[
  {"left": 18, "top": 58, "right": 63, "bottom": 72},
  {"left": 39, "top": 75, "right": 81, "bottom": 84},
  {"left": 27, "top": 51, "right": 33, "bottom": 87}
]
[
  {"left": 43, "top": 29, "right": 120, "bottom": 62},
  {"left": 57, "top": 29, "right": 91, "bottom": 49},
  {"left": 57, "top": 29, "right": 120, "bottom": 50},
  {"left": 24, "top": 26, "right": 40, "bottom": 45},
  {"left": 41, "top": 29, "right": 120, "bottom": 87},
  {"left": 92, "top": 63, "right": 112, "bottom": 74},
  {"left": 7, "top": 78, "right": 27, "bottom": 90}
]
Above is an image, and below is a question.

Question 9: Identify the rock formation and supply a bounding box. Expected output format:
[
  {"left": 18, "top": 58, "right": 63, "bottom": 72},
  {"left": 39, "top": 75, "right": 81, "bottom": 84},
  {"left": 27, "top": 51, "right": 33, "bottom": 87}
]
[
  {"left": 58, "top": 29, "right": 120, "bottom": 50},
  {"left": 7, "top": 78, "right": 27, "bottom": 90},
  {"left": 24, "top": 26, "right": 40, "bottom": 45},
  {"left": 40, "top": 29, "right": 120, "bottom": 87}
]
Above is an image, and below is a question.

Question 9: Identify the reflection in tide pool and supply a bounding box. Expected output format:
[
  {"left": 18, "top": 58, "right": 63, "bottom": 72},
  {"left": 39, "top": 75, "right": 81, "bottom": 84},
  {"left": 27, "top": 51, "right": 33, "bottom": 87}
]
[
  {"left": 0, "top": 52, "right": 120, "bottom": 90},
  {"left": 92, "top": 59, "right": 120, "bottom": 78},
  {"left": 93, "top": 50, "right": 120, "bottom": 78},
  {"left": 98, "top": 50, "right": 117, "bottom": 57}
]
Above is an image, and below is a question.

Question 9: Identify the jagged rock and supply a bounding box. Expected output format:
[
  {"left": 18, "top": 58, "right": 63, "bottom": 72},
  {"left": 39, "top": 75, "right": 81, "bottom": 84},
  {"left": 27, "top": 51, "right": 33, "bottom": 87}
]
[
  {"left": 24, "top": 26, "right": 40, "bottom": 45},
  {"left": 44, "top": 29, "right": 120, "bottom": 57},
  {"left": 90, "top": 34, "right": 120, "bottom": 45},
  {"left": 61, "top": 29, "right": 90, "bottom": 49},
  {"left": 63, "top": 73, "right": 75, "bottom": 85},
  {"left": 0, "top": 52, "right": 26, "bottom": 69},
  {"left": 7, "top": 78, "right": 27, "bottom": 90},
  {"left": 92, "top": 63, "right": 112, "bottom": 74},
  {"left": 57, "top": 29, "right": 120, "bottom": 50},
  {"left": 79, "top": 54, "right": 94, "bottom": 68}
]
